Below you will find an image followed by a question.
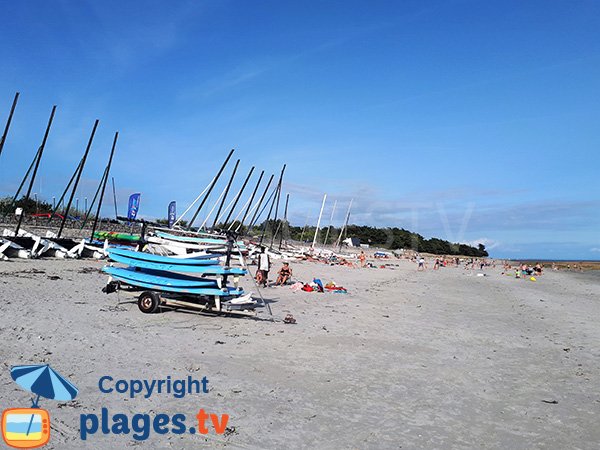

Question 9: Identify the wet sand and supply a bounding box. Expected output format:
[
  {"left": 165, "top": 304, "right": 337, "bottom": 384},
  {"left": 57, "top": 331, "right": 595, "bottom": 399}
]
[{"left": 1, "top": 257, "right": 599, "bottom": 449}]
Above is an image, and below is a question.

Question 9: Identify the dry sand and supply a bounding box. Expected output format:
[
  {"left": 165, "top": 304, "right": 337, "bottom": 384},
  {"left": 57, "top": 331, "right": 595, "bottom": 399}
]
[{"left": 1, "top": 257, "right": 599, "bottom": 449}]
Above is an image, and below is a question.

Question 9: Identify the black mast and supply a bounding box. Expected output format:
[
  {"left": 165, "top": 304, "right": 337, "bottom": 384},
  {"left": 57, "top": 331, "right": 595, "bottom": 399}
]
[
  {"left": 259, "top": 183, "right": 280, "bottom": 246},
  {"left": 0, "top": 92, "right": 19, "bottom": 161},
  {"left": 111, "top": 177, "right": 118, "bottom": 219},
  {"left": 212, "top": 158, "right": 239, "bottom": 229},
  {"left": 251, "top": 186, "right": 277, "bottom": 229},
  {"left": 223, "top": 166, "right": 254, "bottom": 228},
  {"left": 11, "top": 152, "right": 38, "bottom": 207},
  {"left": 80, "top": 169, "right": 106, "bottom": 230},
  {"left": 49, "top": 158, "right": 83, "bottom": 222},
  {"left": 187, "top": 149, "right": 234, "bottom": 230},
  {"left": 57, "top": 119, "right": 99, "bottom": 238},
  {"left": 15, "top": 105, "right": 57, "bottom": 234},
  {"left": 238, "top": 170, "right": 264, "bottom": 228},
  {"left": 269, "top": 164, "right": 286, "bottom": 247},
  {"left": 259, "top": 165, "right": 285, "bottom": 246},
  {"left": 90, "top": 132, "right": 118, "bottom": 240},
  {"left": 247, "top": 174, "right": 274, "bottom": 230},
  {"left": 278, "top": 193, "right": 290, "bottom": 250}
]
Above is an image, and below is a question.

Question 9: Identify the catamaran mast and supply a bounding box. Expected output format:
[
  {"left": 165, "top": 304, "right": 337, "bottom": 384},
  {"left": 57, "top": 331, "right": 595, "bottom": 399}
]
[
  {"left": 81, "top": 168, "right": 106, "bottom": 230},
  {"left": 90, "top": 132, "right": 118, "bottom": 240},
  {"left": 15, "top": 105, "right": 57, "bottom": 234},
  {"left": 187, "top": 149, "right": 234, "bottom": 230},
  {"left": 238, "top": 170, "right": 263, "bottom": 227},
  {"left": 57, "top": 119, "right": 99, "bottom": 238},
  {"left": 260, "top": 164, "right": 285, "bottom": 246},
  {"left": 258, "top": 183, "right": 280, "bottom": 246},
  {"left": 323, "top": 199, "right": 337, "bottom": 246},
  {"left": 200, "top": 183, "right": 228, "bottom": 230},
  {"left": 212, "top": 158, "right": 240, "bottom": 229},
  {"left": 228, "top": 170, "right": 262, "bottom": 230},
  {"left": 223, "top": 166, "right": 254, "bottom": 228},
  {"left": 336, "top": 198, "right": 353, "bottom": 250},
  {"left": 111, "top": 177, "right": 118, "bottom": 219},
  {"left": 0, "top": 92, "right": 19, "bottom": 161},
  {"left": 311, "top": 193, "right": 327, "bottom": 249},
  {"left": 250, "top": 186, "right": 276, "bottom": 229},
  {"left": 11, "top": 149, "right": 40, "bottom": 209},
  {"left": 278, "top": 193, "right": 290, "bottom": 250},
  {"left": 299, "top": 211, "right": 310, "bottom": 243},
  {"left": 246, "top": 173, "right": 274, "bottom": 231},
  {"left": 269, "top": 164, "right": 286, "bottom": 247},
  {"left": 48, "top": 158, "right": 84, "bottom": 221},
  {"left": 172, "top": 177, "right": 213, "bottom": 228}
]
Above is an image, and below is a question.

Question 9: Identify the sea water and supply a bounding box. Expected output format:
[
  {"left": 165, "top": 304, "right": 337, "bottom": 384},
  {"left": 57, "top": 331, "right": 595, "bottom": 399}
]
[{"left": 4, "top": 413, "right": 42, "bottom": 439}]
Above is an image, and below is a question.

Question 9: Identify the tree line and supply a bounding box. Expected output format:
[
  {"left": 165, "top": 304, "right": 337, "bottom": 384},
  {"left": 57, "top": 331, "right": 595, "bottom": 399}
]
[
  {"left": 251, "top": 220, "right": 488, "bottom": 257},
  {"left": 1, "top": 196, "right": 488, "bottom": 257}
]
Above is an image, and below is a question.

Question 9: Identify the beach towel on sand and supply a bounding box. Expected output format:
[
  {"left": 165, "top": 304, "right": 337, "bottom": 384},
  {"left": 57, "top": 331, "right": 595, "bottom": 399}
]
[
  {"left": 326, "top": 286, "right": 347, "bottom": 293},
  {"left": 290, "top": 282, "right": 304, "bottom": 292},
  {"left": 323, "top": 280, "right": 347, "bottom": 293}
]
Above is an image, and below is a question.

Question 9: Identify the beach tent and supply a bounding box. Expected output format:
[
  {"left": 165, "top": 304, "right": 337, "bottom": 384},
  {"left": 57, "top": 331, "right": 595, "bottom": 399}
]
[{"left": 342, "top": 237, "right": 361, "bottom": 247}]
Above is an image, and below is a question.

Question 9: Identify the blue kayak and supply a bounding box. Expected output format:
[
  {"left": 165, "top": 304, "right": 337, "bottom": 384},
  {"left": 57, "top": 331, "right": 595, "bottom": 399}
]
[
  {"left": 103, "top": 266, "right": 245, "bottom": 296},
  {"left": 107, "top": 250, "right": 246, "bottom": 276},
  {"left": 103, "top": 266, "right": 219, "bottom": 288},
  {"left": 107, "top": 247, "right": 220, "bottom": 265}
]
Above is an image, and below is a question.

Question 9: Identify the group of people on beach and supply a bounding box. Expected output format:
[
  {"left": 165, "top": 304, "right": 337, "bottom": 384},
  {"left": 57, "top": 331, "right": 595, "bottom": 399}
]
[
  {"left": 500, "top": 262, "right": 543, "bottom": 278},
  {"left": 255, "top": 247, "right": 293, "bottom": 288},
  {"left": 413, "top": 255, "right": 493, "bottom": 271},
  {"left": 255, "top": 246, "right": 373, "bottom": 288}
]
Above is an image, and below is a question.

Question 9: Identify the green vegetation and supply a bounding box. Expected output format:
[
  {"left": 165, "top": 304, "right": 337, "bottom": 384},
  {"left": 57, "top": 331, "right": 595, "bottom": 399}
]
[
  {"left": 0, "top": 196, "right": 93, "bottom": 220},
  {"left": 155, "top": 218, "right": 189, "bottom": 228},
  {"left": 0, "top": 194, "right": 487, "bottom": 257},
  {"left": 247, "top": 220, "right": 489, "bottom": 257},
  {"left": 0, "top": 196, "right": 52, "bottom": 215}
]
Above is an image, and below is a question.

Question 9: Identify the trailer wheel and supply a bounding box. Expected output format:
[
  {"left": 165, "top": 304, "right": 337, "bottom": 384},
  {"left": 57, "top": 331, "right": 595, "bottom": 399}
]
[{"left": 138, "top": 291, "right": 161, "bottom": 314}]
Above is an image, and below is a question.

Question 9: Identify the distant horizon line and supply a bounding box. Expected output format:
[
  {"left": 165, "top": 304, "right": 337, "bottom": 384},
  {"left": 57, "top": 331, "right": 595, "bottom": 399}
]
[{"left": 503, "top": 258, "right": 600, "bottom": 263}]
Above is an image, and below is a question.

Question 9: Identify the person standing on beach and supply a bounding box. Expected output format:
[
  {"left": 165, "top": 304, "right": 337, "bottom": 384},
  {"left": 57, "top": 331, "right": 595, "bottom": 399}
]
[
  {"left": 418, "top": 256, "right": 426, "bottom": 271},
  {"left": 359, "top": 250, "right": 366, "bottom": 268},
  {"left": 257, "top": 247, "right": 271, "bottom": 287}
]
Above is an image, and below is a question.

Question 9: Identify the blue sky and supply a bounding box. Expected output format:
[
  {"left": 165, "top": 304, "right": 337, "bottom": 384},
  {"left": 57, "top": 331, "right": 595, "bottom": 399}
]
[{"left": 0, "top": 0, "right": 599, "bottom": 259}]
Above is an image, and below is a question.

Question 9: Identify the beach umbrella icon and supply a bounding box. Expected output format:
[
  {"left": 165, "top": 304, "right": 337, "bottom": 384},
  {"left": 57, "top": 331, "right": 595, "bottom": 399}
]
[{"left": 10, "top": 364, "right": 78, "bottom": 436}]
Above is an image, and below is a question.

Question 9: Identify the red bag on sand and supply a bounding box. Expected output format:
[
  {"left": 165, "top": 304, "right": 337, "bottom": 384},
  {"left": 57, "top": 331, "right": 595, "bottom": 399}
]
[{"left": 302, "top": 284, "right": 314, "bottom": 292}]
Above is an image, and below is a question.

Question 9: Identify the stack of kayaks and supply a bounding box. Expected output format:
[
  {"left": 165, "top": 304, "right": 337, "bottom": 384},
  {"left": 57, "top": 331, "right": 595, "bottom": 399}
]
[
  {"left": 103, "top": 247, "right": 246, "bottom": 296},
  {"left": 102, "top": 247, "right": 257, "bottom": 316},
  {"left": 103, "top": 247, "right": 246, "bottom": 295}
]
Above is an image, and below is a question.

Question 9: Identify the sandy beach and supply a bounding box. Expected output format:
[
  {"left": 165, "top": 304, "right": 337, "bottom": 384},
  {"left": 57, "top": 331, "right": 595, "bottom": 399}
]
[{"left": 0, "top": 256, "right": 598, "bottom": 449}]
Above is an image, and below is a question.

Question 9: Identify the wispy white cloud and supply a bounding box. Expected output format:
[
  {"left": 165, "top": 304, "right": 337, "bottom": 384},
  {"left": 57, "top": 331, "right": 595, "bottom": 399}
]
[
  {"left": 54, "top": 0, "right": 205, "bottom": 74},
  {"left": 187, "top": 3, "right": 444, "bottom": 99},
  {"left": 461, "top": 237, "right": 500, "bottom": 250}
]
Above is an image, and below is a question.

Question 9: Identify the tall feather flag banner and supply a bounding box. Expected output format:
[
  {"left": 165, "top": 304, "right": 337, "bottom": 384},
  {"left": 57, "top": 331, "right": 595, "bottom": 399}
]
[
  {"left": 168, "top": 201, "right": 176, "bottom": 228},
  {"left": 127, "top": 193, "right": 141, "bottom": 221}
]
